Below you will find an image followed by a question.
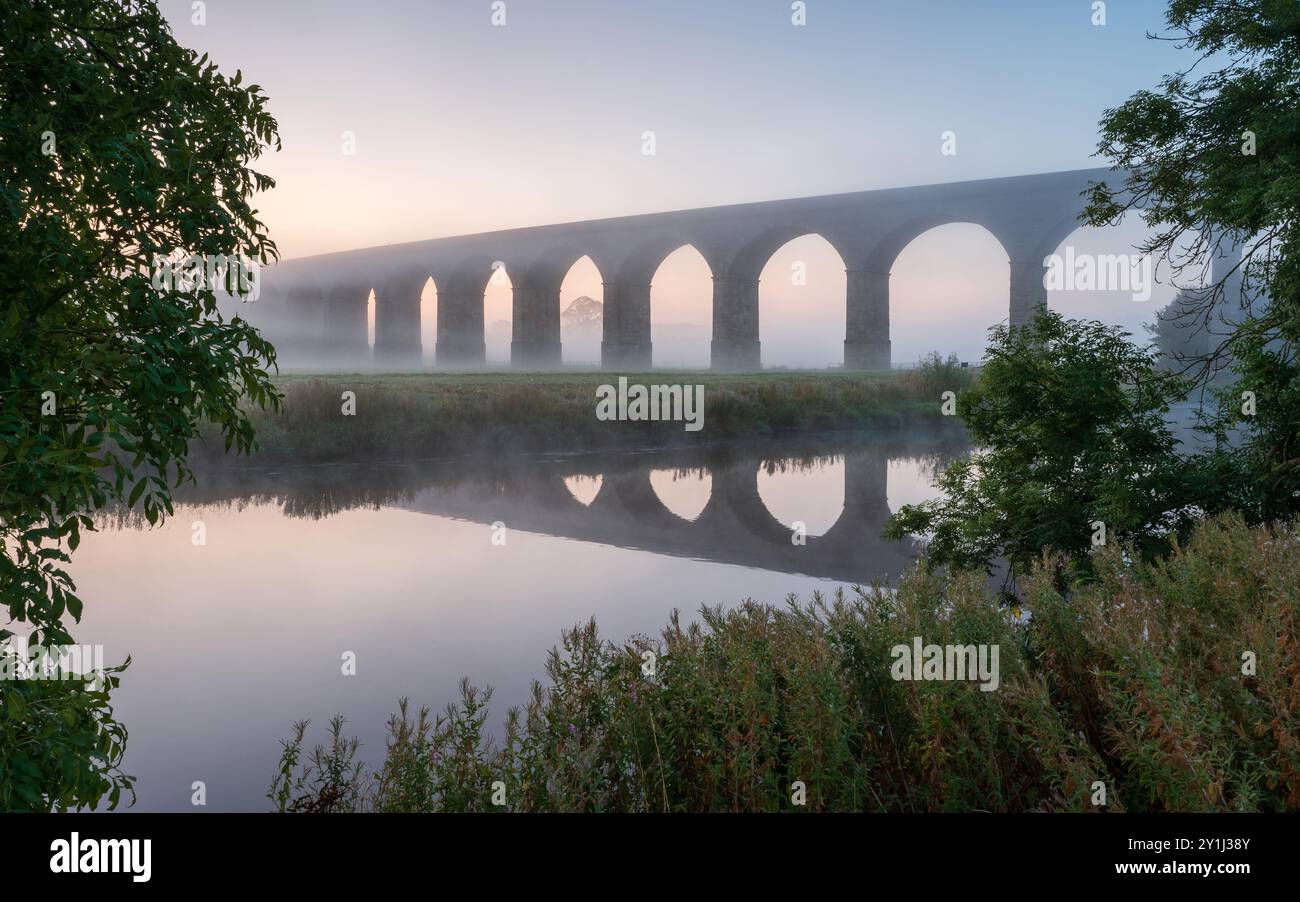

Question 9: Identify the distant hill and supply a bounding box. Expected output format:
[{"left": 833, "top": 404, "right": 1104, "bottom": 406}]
[{"left": 562, "top": 296, "right": 602, "bottom": 333}]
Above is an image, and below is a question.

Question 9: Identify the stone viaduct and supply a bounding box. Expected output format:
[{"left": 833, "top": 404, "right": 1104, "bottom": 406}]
[{"left": 252, "top": 167, "right": 1140, "bottom": 370}]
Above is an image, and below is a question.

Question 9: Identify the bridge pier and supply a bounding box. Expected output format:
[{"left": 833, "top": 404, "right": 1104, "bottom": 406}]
[
  {"left": 435, "top": 286, "right": 486, "bottom": 368},
  {"left": 842, "top": 448, "right": 890, "bottom": 519},
  {"left": 816, "top": 447, "right": 917, "bottom": 573},
  {"left": 511, "top": 338, "right": 562, "bottom": 368},
  {"left": 816, "top": 447, "right": 892, "bottom": 548},
  {"left": 696, "top": 460, "right": 776, "bottom": 539},
  {"left": 1009, "top": 259, "right": 1048, "bottom": 327},
  {"left": 373, "top": 281, "right": 422, "bottom": 366},
  {"left": 711, "top": 275, "right": 761, "bottom": 371},
  {"left": 279, "top": 285, "right": 327, "bottom": 364},
  {"left": 601, "top": 281, "right": 652, "bottom": 369},
  {"left": 511, "top": 282, "right": 562, "bottom": 368},
  {"left": 844, "top": 269, "right": 891, "bottom": 370},
  {"left": 322, "top": 285, "right": 370, "bottom": 365}
]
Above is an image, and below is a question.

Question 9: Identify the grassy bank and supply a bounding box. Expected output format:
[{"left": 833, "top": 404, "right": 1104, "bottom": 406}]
[
  {"left": 270, "top": 514, "right": 1299, "bottom": 813},
  {"left": 200, "top": 360, "right": 973, "bottom": 463}
]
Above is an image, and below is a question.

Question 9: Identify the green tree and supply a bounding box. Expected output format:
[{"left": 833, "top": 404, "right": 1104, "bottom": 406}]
[
  {"left": 0, "top": 0, "right": 281, "bottom": 808},
  {"left": 1081, "top": 0, "right": 1300, "bottom": 521},
  {"left": 884, "top": 310, "right": 1198, "bottom": 591},
  {"left": 0, "top": 654, "right": 132, "bottom": 811}
]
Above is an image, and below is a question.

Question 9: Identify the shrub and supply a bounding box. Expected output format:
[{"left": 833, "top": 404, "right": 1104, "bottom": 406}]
[
  {"left": 885, "top": 310, "right": 1202, "bottom": 590},
  {"left": 900, "top": 351, "right": 976, "bottom": 400},
  {"left": 270, "top": 515, "right": 1297, "bottom": 812}
]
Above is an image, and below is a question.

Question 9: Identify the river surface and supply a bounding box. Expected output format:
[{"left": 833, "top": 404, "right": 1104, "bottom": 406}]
[{"left": 68, "top": 426, "right": 968, "bottom": 811}]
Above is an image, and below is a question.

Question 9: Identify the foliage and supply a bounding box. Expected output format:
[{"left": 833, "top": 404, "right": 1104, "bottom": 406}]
[
  {"left": 1028, "top": 513, "right": 1300, "bottom": 811},
  {"left": 0, "top": 651, "right": 133, "bottom": 811},
  {"left": 1082, "top": 0, "right": 1300, "bottom": 521},
  {"left": 883, "top": 309, "right": 1200, "bottom": 588},
  {"left": 0, "top": 0, "right": 280, "bottom": 809},
  {"left": 267, "top": 716, "right": 363, "bottom": 814},
  {"left": 0, "top": 0, "right": 282, "bottom": 647},
  {"left": 909, "top": 351, "right": 976, "bottom": 399},
  {"left": 270, "top": 515, "right": 1299, "bottom": 813}
]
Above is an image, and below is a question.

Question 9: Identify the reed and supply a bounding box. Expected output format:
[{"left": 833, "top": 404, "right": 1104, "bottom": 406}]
[{"left": 202, "top": 360, "right": 975, "bottom": 463}]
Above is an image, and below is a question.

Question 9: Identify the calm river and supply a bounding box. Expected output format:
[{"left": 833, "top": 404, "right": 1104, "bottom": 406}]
[{"left": 69, "top": 426, "right": 966, "bottom": 811}]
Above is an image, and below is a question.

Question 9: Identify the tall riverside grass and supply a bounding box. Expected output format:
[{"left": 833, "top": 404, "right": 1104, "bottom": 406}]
[
  {"left": 203, "top": 364, "right": 975, "bottom": 463},
  {"left": 269, "top": 515, "right": 1299, "bottom": 813}
]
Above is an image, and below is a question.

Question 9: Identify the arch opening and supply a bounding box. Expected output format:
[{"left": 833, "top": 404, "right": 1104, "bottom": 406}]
[
  {"left": 484, "top": 262, "right": 514, "bottom": 367},
  {"left": 756, "top": 456, "right": 846, "bottom": 538},
  {"left": 649, "top": 468, "right": 711, "bottom": 522},
  {"left": 886, "top": 457, "right": 943, "bottom": 518},
  {"left": 366, "top": 289, "right": 376, "bottom": 357},
  {"left": 419, "top": 276, "right": 437, "bottom": 368},
  {"left": 559, "top": 255, "right": 604, "bottom": 367},
  {"left": 650, "top": 245, "right": 712, "bottom": 370},
  {"left": 563, "top": 474, "right": 603, "bottom": 507},
  {"left": 758, "top": 234, "right": 847, "bottom": 370},
  {"left": 890, "top": 223, "right": 1009, "bottom": 365}
]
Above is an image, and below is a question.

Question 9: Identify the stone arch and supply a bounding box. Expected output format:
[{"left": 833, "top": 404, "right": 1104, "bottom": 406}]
[
  {"left": 756, "top": 454, "right": 846, "bottom": 537},
  {"left": 755, "top": 232, "right": 849, "bottom": 369},
  {"left": 694, "top": 459, "right": 792, "bottom": 546},
  {"left": 729, "top": 223, "right": 856, "bottom": 281},
  {"left": 649, "top": 244, "right": 713, "bottom": 369},
  {"left": 648, "top": 466, "right": 712, "bottom": 522},
  {"left": 558, "top": 255, "right": 605, "bottom": 366},
  {"left": 525, "top": 245, "right": 604, "bottom": 288},
  {"left": 373, "top": 268, "right": 430, "bottom": 367},
  {"left": 611, "top": 233, "right": 713, "bottom": 286},
  {"left": 864, "top": 214, "right": 1015, "bottom": 275},
  {"left": 602, "top": 235, "right": 716, "bottom": 370},
  {"left": 512, "top": 246, "right": 605, "bottom": 368},
  {"left": 588, "top": 467, "right": 694, "bottom": 530},
  {"left": 435, "top": 257, "right": 504, "bottom": 368},
  {"left": 887, "top": 221, "right": 1011, "bottom": 365}
]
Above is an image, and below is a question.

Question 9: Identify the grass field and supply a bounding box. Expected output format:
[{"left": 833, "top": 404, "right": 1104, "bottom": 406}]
[{"left": 198, "top": 361, "right": 974, "bottom": 463}]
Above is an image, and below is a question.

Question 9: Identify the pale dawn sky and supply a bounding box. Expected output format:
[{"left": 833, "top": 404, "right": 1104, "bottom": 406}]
[{"left": 161, "top": 0, "right": 1186, "bottom": 365}]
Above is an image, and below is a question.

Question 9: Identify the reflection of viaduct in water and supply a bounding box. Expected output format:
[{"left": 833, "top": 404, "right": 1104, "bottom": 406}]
[{"left": 400, "top": 447, "right": 917, "bottom": 583}]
